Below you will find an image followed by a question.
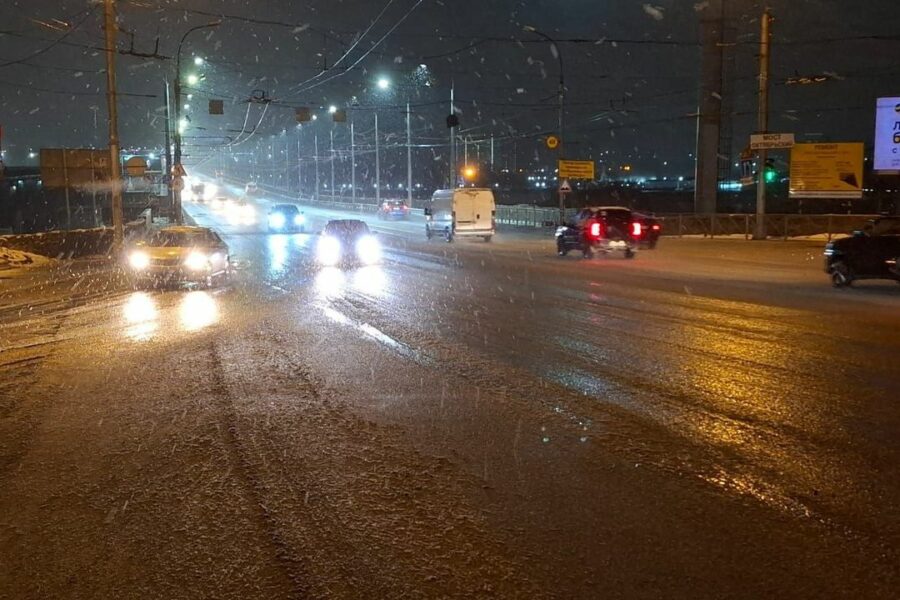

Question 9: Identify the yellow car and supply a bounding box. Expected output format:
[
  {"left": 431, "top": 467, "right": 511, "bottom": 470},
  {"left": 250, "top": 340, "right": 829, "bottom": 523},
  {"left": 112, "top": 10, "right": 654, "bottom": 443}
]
[{"left": 126, "top": 226, "right": 231, "bottom": 288}]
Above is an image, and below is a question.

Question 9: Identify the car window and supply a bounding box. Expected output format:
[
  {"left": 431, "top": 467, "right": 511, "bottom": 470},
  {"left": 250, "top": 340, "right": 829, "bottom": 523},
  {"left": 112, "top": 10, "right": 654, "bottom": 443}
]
[
  {"left": 145, "top": 230, "right": 218, "bottom": 247},
  {"left": 324, "top": 221, "right": 369, "bottom": 236}
]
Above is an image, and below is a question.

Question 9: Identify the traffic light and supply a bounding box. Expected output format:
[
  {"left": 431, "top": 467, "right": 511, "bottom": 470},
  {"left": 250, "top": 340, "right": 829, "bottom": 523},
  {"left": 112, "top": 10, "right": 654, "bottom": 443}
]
[{"left": 764, "top": 158, "right": 777, "bottom": 184}]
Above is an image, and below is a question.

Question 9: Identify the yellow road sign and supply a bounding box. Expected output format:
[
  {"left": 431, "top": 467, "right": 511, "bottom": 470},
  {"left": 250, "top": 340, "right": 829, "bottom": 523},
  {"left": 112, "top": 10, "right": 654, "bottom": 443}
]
[
  {"left": 546, "top": 135, "right": 559, "bottom": 150},
  {"left": 558, "top": 159, "right": 595, "bottom": 180},
  {"left": 789, "top": 143, "right": 864, "bottom": 199}
]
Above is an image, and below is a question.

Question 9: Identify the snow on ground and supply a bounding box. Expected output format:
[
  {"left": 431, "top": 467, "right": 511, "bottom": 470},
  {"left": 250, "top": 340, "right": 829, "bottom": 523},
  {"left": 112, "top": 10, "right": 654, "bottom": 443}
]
[{"left": 0, "top": 247, "right": 51, "bottom": 272}]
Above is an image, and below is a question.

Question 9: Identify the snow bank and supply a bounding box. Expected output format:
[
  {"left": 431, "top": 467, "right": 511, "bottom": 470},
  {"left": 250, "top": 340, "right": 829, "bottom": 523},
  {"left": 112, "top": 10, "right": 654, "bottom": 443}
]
[{"left": 0, "top": 246, "right": 50, "bottom": 271}]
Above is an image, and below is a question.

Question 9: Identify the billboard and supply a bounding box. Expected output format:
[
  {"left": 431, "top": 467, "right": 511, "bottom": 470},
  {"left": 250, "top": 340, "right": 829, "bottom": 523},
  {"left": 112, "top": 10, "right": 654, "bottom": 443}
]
[
  {"left": 874, "top": 96, "right": 900, "bottom": 172},
  {"left": 789, "top": 143, "right": 864, "bottom": 200},
  {"left": 558, "top": 160, "right": 595, "bottom": 180},
  {"left": 40, "top": 149, "right": 111, "bottom": 188}
]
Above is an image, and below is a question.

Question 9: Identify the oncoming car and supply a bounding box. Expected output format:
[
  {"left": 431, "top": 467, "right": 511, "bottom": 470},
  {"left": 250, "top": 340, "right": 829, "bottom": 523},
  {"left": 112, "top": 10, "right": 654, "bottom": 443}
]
[
  {"left": 268, "top": 204, "right": 306, "bottom": 232},
  {"left": 316, "top": 219, "right": 381, "bottom": 267},
  {"left": 126, "top": 226, "right": 231, "bottom": 288}
]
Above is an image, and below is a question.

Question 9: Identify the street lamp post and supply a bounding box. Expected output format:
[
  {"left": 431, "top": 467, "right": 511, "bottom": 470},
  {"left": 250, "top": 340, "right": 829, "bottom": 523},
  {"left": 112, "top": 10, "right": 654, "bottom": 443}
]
[
  {"left": 351, "top": 120, "right": 356, "bottom": 202},
  {"left": 524, "top": 26, "right": 566, "bottom": 223},
  {"left": 173, "top": 20, "right": 219, "bottom": 224},
  {"left": 375, "top": 112, "right": 380, "bottom": 205}
]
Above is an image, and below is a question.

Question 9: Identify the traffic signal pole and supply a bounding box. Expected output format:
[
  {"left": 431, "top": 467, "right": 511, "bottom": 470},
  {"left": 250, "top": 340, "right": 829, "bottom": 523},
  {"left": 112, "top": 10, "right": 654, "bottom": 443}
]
[
  {"left": 754, "top": 9, "right": 772, "bottom": 240},
  {"left": 103, "top": 0, "right": 124, "bottom": 247}
]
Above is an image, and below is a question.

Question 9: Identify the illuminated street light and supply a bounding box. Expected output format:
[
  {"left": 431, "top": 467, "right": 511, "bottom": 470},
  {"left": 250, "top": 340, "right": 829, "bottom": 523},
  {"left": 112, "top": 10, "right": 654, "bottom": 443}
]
[
  {"left": 462, "top": 165, "right": 477, "bottom": 181},
  {"left": 377, "top": 77, "right": 390, "bottom": 91},
  {"left": 328, "top": 105, "right": 338, "bottom": 114},
  {"left": 187, "top": 74, "right": 199, "bottom": 85},
  {"left": 194, "top": 56, "right": 204, "bottom": 66}
]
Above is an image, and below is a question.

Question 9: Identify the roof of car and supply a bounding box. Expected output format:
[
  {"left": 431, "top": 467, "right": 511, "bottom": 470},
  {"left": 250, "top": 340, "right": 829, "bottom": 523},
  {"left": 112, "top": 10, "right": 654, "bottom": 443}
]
[{"left": 584, "top": 206, "right": 632, "bottom": 212}]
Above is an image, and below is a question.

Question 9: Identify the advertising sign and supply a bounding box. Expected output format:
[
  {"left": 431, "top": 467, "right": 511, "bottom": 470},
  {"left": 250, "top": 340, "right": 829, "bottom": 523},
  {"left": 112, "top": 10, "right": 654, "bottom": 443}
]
[
  {"left": 40, "top": 149, "right": 110, "bottom": 188},
  {"left": 789, "top": 143, "right": 864, "bottom": 199},
  {"left": 874, "top": 97, "right": 900, "bottom": 172},
  {"left": 558, "top": 159, "right": 595, "bottom": 180}
]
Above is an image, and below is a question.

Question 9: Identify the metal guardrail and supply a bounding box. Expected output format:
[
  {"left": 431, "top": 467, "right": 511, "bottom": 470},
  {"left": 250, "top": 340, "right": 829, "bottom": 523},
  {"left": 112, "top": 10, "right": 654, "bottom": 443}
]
[{"left": 657, "top": 213, "right": 883, "bottom": 240}]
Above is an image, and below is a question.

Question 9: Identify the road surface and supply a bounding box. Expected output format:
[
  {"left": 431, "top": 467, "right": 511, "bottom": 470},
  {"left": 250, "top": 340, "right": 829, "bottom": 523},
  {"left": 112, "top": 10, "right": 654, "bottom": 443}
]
[{"left": 2, "top": 182, "right": 899, "bottom": 599}]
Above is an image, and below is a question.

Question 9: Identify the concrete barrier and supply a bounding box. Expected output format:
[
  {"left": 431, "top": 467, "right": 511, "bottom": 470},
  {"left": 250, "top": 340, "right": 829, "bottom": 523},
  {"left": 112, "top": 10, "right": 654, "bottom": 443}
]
[{"left": 0, "top": 221, "right": 147, "bottom": 260}]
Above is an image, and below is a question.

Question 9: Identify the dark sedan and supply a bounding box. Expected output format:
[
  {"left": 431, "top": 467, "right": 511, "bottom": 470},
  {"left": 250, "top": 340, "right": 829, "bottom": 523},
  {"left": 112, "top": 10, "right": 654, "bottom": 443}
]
[{"left": 824, "top": 216, "right": 900, "bottom": 287}]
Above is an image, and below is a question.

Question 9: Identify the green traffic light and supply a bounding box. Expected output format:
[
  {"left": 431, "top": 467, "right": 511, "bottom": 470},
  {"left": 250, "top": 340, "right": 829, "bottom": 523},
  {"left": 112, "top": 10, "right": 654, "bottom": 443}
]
[{"left": 765, "top": 168, "right": 777, "bottom": 184}]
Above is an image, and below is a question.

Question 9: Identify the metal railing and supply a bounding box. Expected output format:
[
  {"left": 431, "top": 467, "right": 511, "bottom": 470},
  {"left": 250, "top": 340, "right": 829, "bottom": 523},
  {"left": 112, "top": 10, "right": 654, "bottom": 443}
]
[{"left": 657, "top": 213, "right": 882, "bottom": 240}]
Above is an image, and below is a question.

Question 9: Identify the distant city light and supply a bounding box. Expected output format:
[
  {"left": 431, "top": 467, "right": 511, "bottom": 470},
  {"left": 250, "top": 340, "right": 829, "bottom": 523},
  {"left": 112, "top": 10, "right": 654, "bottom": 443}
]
[
  {"left": 186, "top": 74, "right": 199, "bottom": 85},
  {"left": 194, "top": 57, "right": 204, "bottom": 66},
  {"left": 183, "top": 104, "right": 190, "bottom": 110},
  {"left": 328, "top": 105, "right": 337, "bottom": 114},
  {"left": 28, "top": 152, "right": 37, "bottom": 159},
  {"left": 377, "top": 77, "right": 390, "bottom": 90}
]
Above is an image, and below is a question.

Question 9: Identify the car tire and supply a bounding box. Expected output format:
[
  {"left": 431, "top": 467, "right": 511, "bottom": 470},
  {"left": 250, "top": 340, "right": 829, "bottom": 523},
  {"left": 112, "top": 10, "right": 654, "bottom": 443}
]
[
  {"left": 831, "top": 263, "right": 852, "bottom": 288},
  {"left": 648, "top": 240, "right": 658, "bottom": 249},
  {"left": 624, "top": 249, "right": 636, "bottom": 259},
  {"left": 445, "top": 229, "right": 454, "bottom": 243},
  {"left": 557, "top": 240, "right": 568, "bottom": 256},
  {"left": 426, "top": 226, "right": 433, "bottom": 240},
  {"left": 483, "top": 236, "right": 492, "bottom": 243}
]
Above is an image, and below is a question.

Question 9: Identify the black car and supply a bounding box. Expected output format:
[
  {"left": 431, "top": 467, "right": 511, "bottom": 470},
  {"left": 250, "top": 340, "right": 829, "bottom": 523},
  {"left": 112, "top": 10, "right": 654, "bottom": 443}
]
[
  {"left": 556, "top": 206, "right": 638, "bottom": 259},
  {"left": 267, "top": 204, "right": 306, "bottom": 232},
  {"left": 632, "top": 212, "right": 662, "bottom": 249},
  {"left": 316, "top": 219, "right": 382, "bottom": 266},
  {"left": 824, "top": 216, "right": 900, "bottom": 287}
]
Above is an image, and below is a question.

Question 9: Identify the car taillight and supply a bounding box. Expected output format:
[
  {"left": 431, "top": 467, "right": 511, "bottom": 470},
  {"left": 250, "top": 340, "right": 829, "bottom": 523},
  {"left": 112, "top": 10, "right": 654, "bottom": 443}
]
[
  {"left": 652, "top": 224, "right": 661, "bottom": 231},
  {"left": 631, "top": 222, "right": 643, "bottom": 237},
  {"left": 590, "top": 222, "right": 602, "bottom": 238}
]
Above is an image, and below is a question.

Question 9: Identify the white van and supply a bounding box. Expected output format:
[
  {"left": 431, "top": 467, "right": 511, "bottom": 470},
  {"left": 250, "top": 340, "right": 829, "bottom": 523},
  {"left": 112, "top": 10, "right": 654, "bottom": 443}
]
[{"left": 425, "top": 188, "right": 496, "bottom": 242}]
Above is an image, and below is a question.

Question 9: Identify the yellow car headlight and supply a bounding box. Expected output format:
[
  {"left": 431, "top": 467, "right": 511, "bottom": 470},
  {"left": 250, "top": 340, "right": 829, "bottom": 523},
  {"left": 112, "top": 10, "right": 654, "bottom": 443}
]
[
  {"left": 184, "top": 251, "right": 210, "bottom": 271},
  {"left": 129, "top": 251, "right": 150, "bottom": 270}
]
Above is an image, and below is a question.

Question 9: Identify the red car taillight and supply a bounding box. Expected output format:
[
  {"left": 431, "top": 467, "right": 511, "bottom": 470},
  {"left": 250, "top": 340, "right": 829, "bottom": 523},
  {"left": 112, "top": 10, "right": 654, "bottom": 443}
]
[
  {"left": 652, "top": 224, "right": 661, "bottom": 231},
  {"left": 590, "top": 222, "right": 602, "bottom": 238},
  {"left": 631, "top": 222, "right": 643, "bottom": 237}
]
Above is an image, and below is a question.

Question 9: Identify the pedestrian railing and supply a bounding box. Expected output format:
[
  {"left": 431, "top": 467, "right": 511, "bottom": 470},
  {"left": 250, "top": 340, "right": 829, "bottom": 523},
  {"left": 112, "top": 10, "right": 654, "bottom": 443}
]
[{"left": 657, "top": 213, "right": 882, "bottom": 240}]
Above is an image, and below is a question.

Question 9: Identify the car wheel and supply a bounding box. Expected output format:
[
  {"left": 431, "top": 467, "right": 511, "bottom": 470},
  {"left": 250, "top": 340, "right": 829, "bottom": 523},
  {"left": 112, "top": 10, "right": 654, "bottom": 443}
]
[
  {"left": 831, "top": 263, "right": 852, "bottom": 288},
  {"left": 557, "top": 240, "right": 568, "bottom": 256},
  {"left": 445, "top": 229, "right": 453, "bottom": 243},
  {"left": 483, "top": 236, "right": 492, "bottom": 243},
  {"left": 426, "top": 226, "right": 433, "bottom": 240},
  {"left": 624, "top": 249, "right": 636, "bottom": 259},
  {"left": 648, "top": 240, "right": 658, "bottom": 249},
  {"left": 582, "top": 249, "right": 593, "bottom": 259}
]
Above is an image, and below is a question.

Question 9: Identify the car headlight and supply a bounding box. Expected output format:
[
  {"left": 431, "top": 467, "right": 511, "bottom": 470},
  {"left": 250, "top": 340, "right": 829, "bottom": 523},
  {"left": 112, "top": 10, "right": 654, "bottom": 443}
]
[
  {"left": 129, "top": 250, "right": 150, "bottom": 270},
  {"left": 184, "top": 251, "right": 210, "bottom": 271},
  {"left": 356, "top": 235, "right": 381, "bottom": 265},
  {"left": 269, "top": 213, "right": 286, "bottom": 229},
  {"left": 317, "top": 236, "right": 342, "bottom": 266},
  {"left": 294, "top": 214, "right": 306, "bottom": 226}
]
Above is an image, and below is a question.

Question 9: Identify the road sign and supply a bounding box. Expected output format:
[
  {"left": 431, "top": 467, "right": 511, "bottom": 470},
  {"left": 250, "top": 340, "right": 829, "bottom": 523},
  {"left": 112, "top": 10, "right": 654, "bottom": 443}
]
[
  {"left": 559, "top": 179, "right": 572, "bottom": 193},
  {"left": 40, "top": 149, "right": 110, "bottom": 188},
  {"left": 558, "top": 159, "right": 595, "bottom": 180},
  {"left": 874, "top": 97, "right": 900, "bottom": 171},
  {"left": 171, "top": 177, "right": 184, "bottom": 192},
  {"left": 172, "top": 163, "right": 187, "bottom": 178},
  {"left": 750, "top": 133, "right": 795, "bottom": 150},
  {"left": 124, "top": 156, "right": 148, "bottom": 177},
  {"left": 546, "top": 135, "right": 559, "bottom": 150},
  {"left": 789, "top": 143, "right": 864, "bottom": 199}
]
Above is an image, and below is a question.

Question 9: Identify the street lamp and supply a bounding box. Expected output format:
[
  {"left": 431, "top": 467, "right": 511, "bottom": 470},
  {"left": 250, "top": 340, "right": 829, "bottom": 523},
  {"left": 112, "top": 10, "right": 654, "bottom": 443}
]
[
  {"left": 173, "top": 20, "right": 220, "bottom": 224},
  {"left": 523, "top": 25, "right": 566, "bottom": 223},
  {"left": 377, "top": 77, "right": 390, "bottom": 91},
  {"left": 193, "top": 56, "right": 204, "bottom": 66}
]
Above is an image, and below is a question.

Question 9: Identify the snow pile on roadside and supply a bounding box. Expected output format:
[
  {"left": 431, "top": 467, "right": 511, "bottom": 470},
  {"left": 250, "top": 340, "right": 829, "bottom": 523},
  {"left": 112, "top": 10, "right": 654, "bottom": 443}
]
[{"left": 0, "top": 246, "right": 50, "bottom": 270}]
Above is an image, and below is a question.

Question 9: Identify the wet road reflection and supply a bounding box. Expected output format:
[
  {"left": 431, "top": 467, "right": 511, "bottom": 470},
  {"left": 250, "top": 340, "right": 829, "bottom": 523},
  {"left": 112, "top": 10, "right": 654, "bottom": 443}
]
[
  {"left": 123, "top": 292, "right": 158, "bottom": 341},
  {"left": 122, "top": 290, "right": 220, "bottom": 339},
  {"left": 180, "top": 291, "right": 219, "bottom": 332}
]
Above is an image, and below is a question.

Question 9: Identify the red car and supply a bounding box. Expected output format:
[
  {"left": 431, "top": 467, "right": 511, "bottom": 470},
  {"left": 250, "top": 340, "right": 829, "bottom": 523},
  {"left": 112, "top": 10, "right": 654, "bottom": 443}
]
[{"left": 377, "top": 200, "right": 411, "bottom": 220}]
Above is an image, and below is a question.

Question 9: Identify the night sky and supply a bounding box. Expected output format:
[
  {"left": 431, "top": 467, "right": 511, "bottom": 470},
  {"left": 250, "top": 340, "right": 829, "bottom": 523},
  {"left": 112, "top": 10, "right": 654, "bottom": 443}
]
[{"left": 1, "top": 0, "right": 898, "bottom": 179}]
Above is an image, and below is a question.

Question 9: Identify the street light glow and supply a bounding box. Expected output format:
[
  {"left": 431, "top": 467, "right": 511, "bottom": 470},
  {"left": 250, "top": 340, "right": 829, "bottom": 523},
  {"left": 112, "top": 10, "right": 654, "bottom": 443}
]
[
  {"left": 328, "top": 105, "right": 338, "bottom": 114},
  {"left": 377, "top": 77, "right": 390, "bottom": 90},
  {"left": 186, "top": 74, "right": 199, "bottom": 85},
  {"left": 194, "top": 56, "right": 204, "bottom": 66}
]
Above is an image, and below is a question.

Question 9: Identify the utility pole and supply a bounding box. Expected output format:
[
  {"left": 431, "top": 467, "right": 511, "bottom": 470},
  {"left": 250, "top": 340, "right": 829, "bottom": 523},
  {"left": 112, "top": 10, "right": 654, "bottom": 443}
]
[
  {"left": 375, "top": 112, "right": 380, "bottom": 204},
  {"left": 297, "top": 127, "right": 302, "bottom": 196},
  {"left": 406, "top": 101, "right": 413, "bottom": 206},
  {"left": 314, "top": 134, "right": 320, "bottom": 201},
  {"left": 351, "top": 120, "right": 356, "bottom": 202},
  {"left": 330, "top": 128, "right": 335, "bottom": 199},
  {"left": 164, "top": 81, "right": 172, "bottom": 212},
  {"left": 103, "top": 0, "right": 124, "bottom": 246},
  {"left": 490, "top": 134, "right": 495, "bottom": 170},
  {"left": 693, "top": 0, "right": 725, "bottom": 215},
  {"left": 754, "top": 9, "right": 773, "bottom": 240},
  {"left": 449, "top": 81, "right": 456, "bottom": 187}
]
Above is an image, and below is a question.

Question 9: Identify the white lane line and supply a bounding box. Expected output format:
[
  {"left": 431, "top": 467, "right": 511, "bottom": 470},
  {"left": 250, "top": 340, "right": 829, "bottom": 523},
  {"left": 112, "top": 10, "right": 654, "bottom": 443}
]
[{"left": 318, "top": 302, "right": 433, "bottom": 366}]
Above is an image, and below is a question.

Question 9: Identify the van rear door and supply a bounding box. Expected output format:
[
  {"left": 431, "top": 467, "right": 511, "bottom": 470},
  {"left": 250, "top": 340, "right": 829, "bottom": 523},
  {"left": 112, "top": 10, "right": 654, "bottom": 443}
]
[{"left": 453, "top": 190, "right": 494, "bottom": 234}]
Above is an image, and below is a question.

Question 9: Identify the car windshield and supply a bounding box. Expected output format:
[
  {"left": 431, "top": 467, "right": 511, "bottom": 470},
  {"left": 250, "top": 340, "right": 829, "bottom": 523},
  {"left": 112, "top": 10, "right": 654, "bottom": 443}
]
[
  {"left": 324, "top": 220, "right": 369, "bottom": 237},
  {"left": 273, "top": 205, "right": 299, "bottom": 215},
  {"left": 144, "top": 230, "right": 218, "bottom": 247}
]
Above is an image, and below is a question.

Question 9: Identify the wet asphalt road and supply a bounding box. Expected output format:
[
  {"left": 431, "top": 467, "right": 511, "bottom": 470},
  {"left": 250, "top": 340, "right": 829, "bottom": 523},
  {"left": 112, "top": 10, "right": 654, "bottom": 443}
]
[{"left": 1, "top": 183, "right": 899, "bottom": 599}]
